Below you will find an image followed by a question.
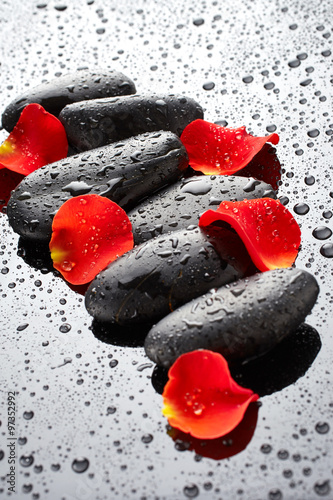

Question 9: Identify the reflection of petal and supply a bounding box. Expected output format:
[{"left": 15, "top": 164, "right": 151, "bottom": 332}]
[
  {"left": 235, "top": 144, "right": 281, "bottom": 191},
  {"left": 0, "top": 169, "right": 24, "bottom": 212},
  {"left": 91, "top": 319, "right": 151, "bottom": 348},
  {"left": 231, "top": 323, "right": 321, "bottom": 397},
  {"left": 167, "top": 402, "right": 259, "bottom": 461}
]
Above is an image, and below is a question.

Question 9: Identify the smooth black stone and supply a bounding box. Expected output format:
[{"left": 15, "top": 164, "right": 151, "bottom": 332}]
[
  {"left": 59, "top": 94, "right": 204, "bottom": 151},
  {"left": 7, "top": 131, "right": 188, "bottom": 241},
  {"left": 1, "top": 70, "right": 136, "bottom": 132},
  {"left": 85, "top": 226, "right": 250, "bottom": 325},
  {"left": 129, "top": 175, "right": 276, "bottom": 245},
  {"left": 144, "top": 268, "right": 320, "bottom": 368}
]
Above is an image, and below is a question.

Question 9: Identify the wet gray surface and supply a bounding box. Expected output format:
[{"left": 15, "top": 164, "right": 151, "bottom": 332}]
[{"left": 0, "top": 0, "right": 332, "bottom": 499}]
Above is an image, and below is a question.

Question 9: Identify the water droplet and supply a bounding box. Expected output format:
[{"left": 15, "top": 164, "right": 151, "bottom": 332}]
[
  {"left": 59, "top": 323, "right": 71, "bottom": 333},
  {"left": 305, "top": 175, "right": 315, "bottom": 185},
  {"left": 107, "top": 406, "right": 117, "bottom": 415},
  {"left": 269, "top": 489, "right": 283, "bottom": 500},
  {"left": 277, "top": 449, "right": 289, "bottom": 460},
  {"left": 315, "top": 422, "right": 330, "bottom": 434},
  {"left": 51, "top": 463, "right": 61, "bottom": 471},
  {"left": 184, "top": 483, "right": 200, "bottom": 498},
  {"left": 312, "top": 226, "right": 332, "bottom": 240},
  {"left": 19, "top": 454, "right": 34, "bottom": 467},
  {"left": 141, "top": 434, "right": 153, "bottom": 444},
  {"left": 294, "top": 203, "right": 309, "bottom": 215},
  {"left": 288, "top": 59, "right": 300, "bottom": 68},
  {"left": 260, "top": 443, "right": 272, "bottom": 454},
  {"left": 314, "top": 480, "right": 331, "bottom": 496},
  {"left": 72, "top": 457, "right": 89, "bottom": 473},
  {"left": 23, "top": 411, "right": 34, "bottom": 420},
  {"left": 17, "top": 323, "right": 29, "bottom": 331},
  {"left": 22, "top": 484, "right": 33, "bottom": 493},
  {"left": 109, "top": 359, "right": 118, "bottom": 368},
  {"left": 203, "top": 81, "right": 215, "bottom": 90},
  {"left": 320, "top": 243, "right": 333, "bottom": 258},
  {"left": 307, "top": 129, "right": 320, "bottom": 138},
  {"left": 193, "top": 18, "right": 204, "bottom": 26},
  {"left": 323, "top": 210, "right": 332, "bottom": 219},
  {"left": 242, "top": 76, "right": 254, "bottom": 83}
]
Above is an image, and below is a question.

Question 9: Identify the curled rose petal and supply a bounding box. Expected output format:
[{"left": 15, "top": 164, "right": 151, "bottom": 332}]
[
  {"left": 49, "top": 194, "right": 134, "bottom": 285},
  {"left": 180, "top": 119, "right": 279, "bottom": 175},
  {"left": 162, "top": 350, "right": 259, "bottom": 440},
  {"left": 0, "top": 103, "right": 68, "bottom": 176},
  {"left": 199, "top": 198, "right": 301, "bottom": 272}
]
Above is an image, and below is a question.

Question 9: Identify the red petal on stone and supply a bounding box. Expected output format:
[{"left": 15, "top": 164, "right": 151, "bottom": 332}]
[
  {"left": 0, "top": 103, "right": 68, "bottom": 176},
  {"left": 199, "top": 198, "right": 301, "bottom": 272},
  {"left": 50, "top": 194, "right": 134, "bottom": 285},
  {"left": 162, "top": 350, "right": 259, "bottom": 440},
  {"left": 180, "top": 119, "right": 279, "bottom": 175}
]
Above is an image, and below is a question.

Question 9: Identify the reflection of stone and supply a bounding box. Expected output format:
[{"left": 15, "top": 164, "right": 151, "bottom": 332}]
[
  {"left": 17, "top": 237, "right": 88, "bottom": 295},
  {"left": 18, "top": 237, "right": 54, "bottom": 273},
  {"left": 230, "top": 323, "right": 321, "bottom": 397},
  {"left": 91, "top": 319, "right": 151, "bottom": 348},
  {"left": 167, "top": 402, "right": 259, "bottom": 461}
]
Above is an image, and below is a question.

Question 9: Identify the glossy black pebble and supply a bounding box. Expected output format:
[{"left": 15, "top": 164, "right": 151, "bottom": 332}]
[
  {"left": 144, "top": 268, "right": 319, "bottom": 368},
  {"left": 59, "top": 94, "right": 203, "bottom": 151},
  {"left": 85, "top": 227, "right": 247, "bottom": 325},
  {"left": 129, "top": 175, "right": 276, "bottom": 245},
  {"left": 1, "top": 70, "right": 136, "bottom": 132},
  {"left": 7, "top": 131, "right": 188, "bottom": 242}
]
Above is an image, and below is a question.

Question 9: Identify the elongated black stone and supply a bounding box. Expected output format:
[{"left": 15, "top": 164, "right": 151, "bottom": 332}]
[
  {"left": 129, "top": 175, "right": 276, "bottom": 245},
  {"left": 59, "top": 94, "right": 204, "bottom": 151},
  {"left": 7, "top": 131, "right": 188, "bottom": 241},
  {"left": 1, "top": 70, "right": 136, "bottom": 132},
  {"left": 85, "top": 226, "right": 251, "bottom": 325},
  {"left": 144, "top": 268, "right": 320, "bottom": 368}
]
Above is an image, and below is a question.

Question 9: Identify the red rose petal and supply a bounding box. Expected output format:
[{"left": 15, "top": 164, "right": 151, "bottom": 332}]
[
  {"left": 49, "top": 194, "right": 134, "bottom": 285},
  {"left": 199, "top": 198, "right": 301, "bottom": 272},
  {"left": 0, "top": 168, "right": 24, "bottom": 212},
  {"left": 180, "top": 119, "right": 279, "bottom": 175},
  {"left": 0, "top": 103, "right": 68, "bottom": 176},
  {"left": 162, "top": 350, "right": 259, "bottom": 440}
]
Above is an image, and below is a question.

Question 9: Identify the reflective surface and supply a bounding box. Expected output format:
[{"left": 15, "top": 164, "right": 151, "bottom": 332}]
[{"left": 0, "top": 0, "right": 332, "bottom": 499}]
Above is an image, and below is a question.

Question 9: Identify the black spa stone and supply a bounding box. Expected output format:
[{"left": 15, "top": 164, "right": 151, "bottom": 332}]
[
  {"left": 7, "top": 131, "right": 188, "bottom": 241},
  {"left": 1, "top": 70, "right": 136, "bottom": 132},
  {"left": 59, "top": 94, "right": 204, "bottom": 151},
  {"left": 144, "top": 268, "right": 320, "bottom": 368},
  {"left": 128, "top": 175, "right": 276, "bottom": 245},
  {"left": 85, "top": 226, "right": 249, "bottom": 325}
]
